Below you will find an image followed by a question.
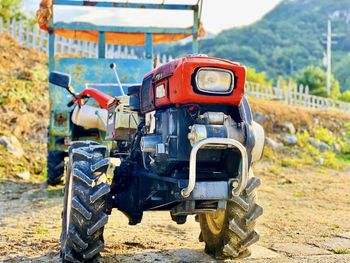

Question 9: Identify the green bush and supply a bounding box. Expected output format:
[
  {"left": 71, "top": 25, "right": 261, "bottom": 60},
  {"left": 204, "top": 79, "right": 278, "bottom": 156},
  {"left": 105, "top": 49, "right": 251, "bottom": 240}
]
[
  {"left": 296, "top": 66, "right": 340, "bottom": 99},
  {"left": 339, "top": 90, "right": 350, "bottom": 103}
]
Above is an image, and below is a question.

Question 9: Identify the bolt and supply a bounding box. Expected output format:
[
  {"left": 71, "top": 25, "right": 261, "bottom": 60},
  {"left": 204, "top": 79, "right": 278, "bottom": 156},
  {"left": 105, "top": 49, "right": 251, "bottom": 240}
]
[{"left": 232, "top": 180, "right": 239, "bottom": 189}]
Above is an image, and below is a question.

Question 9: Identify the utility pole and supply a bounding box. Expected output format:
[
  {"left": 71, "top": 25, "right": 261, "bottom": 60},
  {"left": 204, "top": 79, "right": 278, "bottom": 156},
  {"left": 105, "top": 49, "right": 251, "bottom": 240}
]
[
  {"left": 326, "top": 20, "right": 332, "bottom": 97},
  {"left": 322, "top": 20, "right": 344, "bottom": 96}
]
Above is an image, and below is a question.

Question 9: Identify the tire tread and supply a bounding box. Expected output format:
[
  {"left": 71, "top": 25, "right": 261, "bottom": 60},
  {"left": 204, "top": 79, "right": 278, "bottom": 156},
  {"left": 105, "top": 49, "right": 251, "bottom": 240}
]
[{"left": 61, "top": 141, "right": 110, "bottom": 262}]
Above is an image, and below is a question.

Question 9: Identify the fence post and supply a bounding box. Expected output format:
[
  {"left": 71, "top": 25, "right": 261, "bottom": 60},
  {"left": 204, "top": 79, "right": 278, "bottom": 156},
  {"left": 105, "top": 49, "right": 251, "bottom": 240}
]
[
  {"left": 78, "top": 40, "right": 82, "bottom": 56},
  {"left": 124, "top": 46, "right": 129, "bottom": 58},
  {"left": 304, "top": 85, "right": 309, "bottom": 107},
  {"left": 67, "top": 38, "right": 73, "bottom": 54},
  {"left": 26, "top": 22, "right": 31, "bottom": 46},
  {"left": 39, "top": 29, "right": 46, "bottom": 51},
  {"left": 299, "top": 84, "right": 304, "bottom": 106},
  {"left": 79, "top": 40, "right": 84, "bottom": 55},
  {"left": 131, "top": 48, "right": 136, "bottom": 59},
  {"left": 161, "top": 54, "right": 166, "bottom": 64},
  {"left": 83, "top": 41, "right": 87, "bottom": 55},
  {"left": 293, "top": 83, "right": 297, "bottom": 105},
  {"left": 89, "top": 42, "right": 95, "bottom": 58},
  {"left": 63, "top": 37, "right": 68, "bottom": 54},
  {"left": 6, "top": 19, "right": 10, "bottom": 33},
  {"left": 10, "top": 18, "right": 16, "bottom": 37},
  {"left": 18, "top": 19, "right": 24, "bottom": 43},
  {"left": 108, "top": 44, "right": 113, "bottom": 58},
  {"left": 287, "top": 81, "right": 291, "bottom": 104},
  {"left": 33, "top": 24, "right": 39, "bottom": 49},
  {"left": 0, "top": 17, "right": 3, "bottom": 33}
]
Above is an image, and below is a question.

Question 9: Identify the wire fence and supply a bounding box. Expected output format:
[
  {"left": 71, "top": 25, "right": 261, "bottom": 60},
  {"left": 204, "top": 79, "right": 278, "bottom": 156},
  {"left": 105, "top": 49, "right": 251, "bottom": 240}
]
[{"left": 1, "top": 17, "right": 350, "bottom": 113}]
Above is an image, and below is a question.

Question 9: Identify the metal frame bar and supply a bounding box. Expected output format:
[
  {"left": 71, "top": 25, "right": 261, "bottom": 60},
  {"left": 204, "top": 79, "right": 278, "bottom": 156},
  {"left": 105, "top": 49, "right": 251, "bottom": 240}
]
[
  {"left": 98, "top": 31, "right": 105, "bottom": 58},
  {"left": 192, "top": 4, "right": 199, "bottom": 54},
  {"left": 181, "top": 138, "right": 249, "bottom": 198},
  {"left": 53, "top": 0, "right": 196, "bottom": 10},
  {"left": 49, "top": 1, "right": 201, "bottom": 58},
  {"left": 53, "top": 22, "right": 192, "bottom": 34},
  {"left": 145, "top": 33, "right": 153, "bottom": 59}
]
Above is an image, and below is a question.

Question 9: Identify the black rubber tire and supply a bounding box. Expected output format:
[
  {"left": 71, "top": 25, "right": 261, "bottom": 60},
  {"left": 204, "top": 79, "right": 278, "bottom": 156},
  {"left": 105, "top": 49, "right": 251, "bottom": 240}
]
[
  {"left": 47, "top": 150, "right": 65, "bottom": 186},
  {"left": 199, "top": 174, "right": 263, "bottom": 259},
  {"left": 60, "top": 141, "right": 110, "bottom": 262}
]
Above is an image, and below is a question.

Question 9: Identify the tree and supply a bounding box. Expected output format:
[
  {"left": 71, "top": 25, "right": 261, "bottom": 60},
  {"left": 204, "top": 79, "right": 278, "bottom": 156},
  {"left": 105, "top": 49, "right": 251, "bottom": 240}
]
[
  {"left": 339, "top": 90, "right": 350, "bottom": 103},
  {"left": 296, "top": 66, "right": 340, "bottom": 99},
  {"left": 334, "top": 55, "right": 350, "bottom": 92},
  {"left": 246, "top": 67, "right": 272, "bottom": 86},
  {"left": 0, "top": 0, "right": 24, "bottom": 21}
]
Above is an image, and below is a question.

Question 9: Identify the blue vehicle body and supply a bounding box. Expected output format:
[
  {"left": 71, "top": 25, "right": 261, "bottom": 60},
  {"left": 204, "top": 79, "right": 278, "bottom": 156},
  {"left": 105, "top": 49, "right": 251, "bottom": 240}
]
[{"left": 47, "top": 0, "right": 201, "bottom": 151}]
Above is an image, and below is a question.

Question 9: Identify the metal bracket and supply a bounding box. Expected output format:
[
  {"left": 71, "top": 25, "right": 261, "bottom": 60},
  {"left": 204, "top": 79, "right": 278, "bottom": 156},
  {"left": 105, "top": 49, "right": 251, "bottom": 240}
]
[
  {"left": 181, "top": 137, "right": 249, "bottom": 198},
  {"left": 95, "top": 110, "right": 107, "bottom": 130}
]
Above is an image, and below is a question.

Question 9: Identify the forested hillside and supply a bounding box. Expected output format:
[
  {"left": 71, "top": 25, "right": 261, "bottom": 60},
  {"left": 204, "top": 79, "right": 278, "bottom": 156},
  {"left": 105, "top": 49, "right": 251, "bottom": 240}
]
[{"left": 160, "top": 0, "right": 350, "bottom": 91}]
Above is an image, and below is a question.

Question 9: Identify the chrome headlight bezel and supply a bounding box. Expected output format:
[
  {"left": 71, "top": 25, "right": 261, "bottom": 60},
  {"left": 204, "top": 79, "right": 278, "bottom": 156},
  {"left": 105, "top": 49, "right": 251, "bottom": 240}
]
[{"left": 195, "top": 67, "right": 235, "bottom": 95}]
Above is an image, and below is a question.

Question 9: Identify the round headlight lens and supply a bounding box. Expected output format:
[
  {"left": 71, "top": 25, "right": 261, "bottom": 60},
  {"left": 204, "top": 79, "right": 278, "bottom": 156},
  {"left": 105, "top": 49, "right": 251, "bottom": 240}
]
[{"left": 196, "top": 68, "right": 234, "bottom": 94}]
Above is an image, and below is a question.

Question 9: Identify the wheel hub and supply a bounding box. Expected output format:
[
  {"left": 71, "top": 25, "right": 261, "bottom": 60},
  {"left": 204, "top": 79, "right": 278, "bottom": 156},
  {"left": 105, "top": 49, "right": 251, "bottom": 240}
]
[{"left": 205, "top": 210, "right": 225, "bottom": 236}]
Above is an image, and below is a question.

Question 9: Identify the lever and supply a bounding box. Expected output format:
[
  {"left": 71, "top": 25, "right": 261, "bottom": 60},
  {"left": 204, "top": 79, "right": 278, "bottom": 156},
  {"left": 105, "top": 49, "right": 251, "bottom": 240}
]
[{"left": 110, "top": 63, "right": 125, "bottom": 96}]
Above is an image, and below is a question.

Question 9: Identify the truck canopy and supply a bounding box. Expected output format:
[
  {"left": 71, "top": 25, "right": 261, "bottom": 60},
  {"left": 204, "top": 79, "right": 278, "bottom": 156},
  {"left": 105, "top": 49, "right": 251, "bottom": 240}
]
[{"left": 37, "top": 0, "right": 205, "bottom": 45}]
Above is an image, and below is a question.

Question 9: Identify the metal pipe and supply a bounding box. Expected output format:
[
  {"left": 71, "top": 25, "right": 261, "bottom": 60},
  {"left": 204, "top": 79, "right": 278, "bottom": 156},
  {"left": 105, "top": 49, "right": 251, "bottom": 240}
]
[
  {"left": 95, "top": 110, "right": 107, "bottom": 130},
  {"left": 110, "top": 63, "right": 125, "bottom": 96},
  {"left": 181, "top": 137, "right": 248, "bottom": 198}
]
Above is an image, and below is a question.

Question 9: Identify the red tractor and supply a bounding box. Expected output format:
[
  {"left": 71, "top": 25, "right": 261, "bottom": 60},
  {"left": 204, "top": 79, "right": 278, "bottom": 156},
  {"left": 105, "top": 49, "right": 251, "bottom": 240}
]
[{"left": 50, "top": 55, "right": 265, "bottom": 262}]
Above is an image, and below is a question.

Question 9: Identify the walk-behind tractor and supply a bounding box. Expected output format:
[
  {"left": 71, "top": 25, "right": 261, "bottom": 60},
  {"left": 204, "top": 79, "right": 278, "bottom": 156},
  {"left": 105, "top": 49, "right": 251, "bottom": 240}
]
[
  {"left": 37, "top": 0, "right": 205, "bottom": 185},
  {"left": 50, "top": 54, "right": 265, "bottom": 262}
]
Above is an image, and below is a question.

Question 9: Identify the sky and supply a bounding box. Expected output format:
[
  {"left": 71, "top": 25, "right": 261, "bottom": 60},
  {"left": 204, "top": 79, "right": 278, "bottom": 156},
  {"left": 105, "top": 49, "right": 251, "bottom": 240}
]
[{"left": 24, "top": 0, "right": 282, "bottom": 34}]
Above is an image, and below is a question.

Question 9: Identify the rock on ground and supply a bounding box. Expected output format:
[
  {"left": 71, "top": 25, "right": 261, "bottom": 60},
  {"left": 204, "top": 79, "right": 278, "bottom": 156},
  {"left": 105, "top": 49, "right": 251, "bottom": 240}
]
[
  {"left": 282, "top": 135, "right": 298, "bottom": 145},
  {"left": 0, "top": 135, "right": 24, "bottom": 158},
  {"left": 274, "top": 121, "right": 296, "bottom": 134},
  {"left": 309, "top": 138, "right": 331, "bottom": 152},
  {"left": 266, "top": 137, "right": 284, "bottom": 150}
]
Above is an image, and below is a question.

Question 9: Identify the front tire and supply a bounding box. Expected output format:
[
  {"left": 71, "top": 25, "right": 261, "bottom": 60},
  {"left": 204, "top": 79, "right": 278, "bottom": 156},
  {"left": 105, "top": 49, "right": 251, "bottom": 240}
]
[
  {"left": 61, "top": 141, "right": 110, "bottom": 262},
  {"left": 199, "top": 175, "right": 263, "bottom": 259},
  {"left": 47, "top": 150, "right": 65, "bottom": 186}
]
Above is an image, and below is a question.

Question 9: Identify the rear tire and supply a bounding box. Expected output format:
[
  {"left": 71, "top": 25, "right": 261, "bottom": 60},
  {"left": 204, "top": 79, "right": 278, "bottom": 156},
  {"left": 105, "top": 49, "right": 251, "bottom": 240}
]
[
  {"left": 47, "top": 150, "right": 65, "bottom": 186},
  {"left": 61, "top": 141, "right": 110, "bottom": 262},
  {"left": 199, "top": 174, "right": 263, "bottom": 259}
]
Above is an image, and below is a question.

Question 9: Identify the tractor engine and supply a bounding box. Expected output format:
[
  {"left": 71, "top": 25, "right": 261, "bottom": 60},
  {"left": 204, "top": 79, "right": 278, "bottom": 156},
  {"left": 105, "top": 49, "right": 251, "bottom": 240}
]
[
  {"left": 124, "top": 55, "right": 264, "bottom": 178},
  {"left": 140, "top": 108, "right": 246, "bottom": 175}
]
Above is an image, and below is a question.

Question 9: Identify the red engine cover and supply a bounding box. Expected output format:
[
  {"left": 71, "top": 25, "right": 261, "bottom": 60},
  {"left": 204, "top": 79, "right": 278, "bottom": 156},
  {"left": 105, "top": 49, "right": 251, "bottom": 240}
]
[{"left": 140, "top": 55, "right": 246, "bottom": 113}]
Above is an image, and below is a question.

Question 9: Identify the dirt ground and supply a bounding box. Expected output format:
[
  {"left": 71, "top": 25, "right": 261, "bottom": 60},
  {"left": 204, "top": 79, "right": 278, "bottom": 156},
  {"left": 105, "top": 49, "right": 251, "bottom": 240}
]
[{"left": 1, "top": 160, "right": 350, "bottom": 263}]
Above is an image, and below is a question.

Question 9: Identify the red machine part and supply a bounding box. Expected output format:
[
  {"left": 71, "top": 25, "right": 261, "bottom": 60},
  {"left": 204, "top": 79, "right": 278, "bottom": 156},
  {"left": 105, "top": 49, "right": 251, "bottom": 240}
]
[
  {"left": 140, "top": 56, "right": 246, "bottom": 113},
  {"left": 71, "top": 88, "right": 115, "bottom": 109}
]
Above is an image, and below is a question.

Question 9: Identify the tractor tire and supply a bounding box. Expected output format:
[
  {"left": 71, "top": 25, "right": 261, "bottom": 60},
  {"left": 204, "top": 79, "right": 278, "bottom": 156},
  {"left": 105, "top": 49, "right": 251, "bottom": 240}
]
[
  {"left": 47, "top": 150, "right": 65, "bottom": 186},
  {"left": 198, "top": 173, "right": 263, "bottom": 259},
  {"left": 60, "top": 141, "right": 110, "bottom": 263}
]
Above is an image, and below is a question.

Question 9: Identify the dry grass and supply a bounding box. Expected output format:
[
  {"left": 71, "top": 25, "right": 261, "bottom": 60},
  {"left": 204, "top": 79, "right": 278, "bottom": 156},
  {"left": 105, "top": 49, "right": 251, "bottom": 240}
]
[{"left": 249, "top": 97, "right": 350, "bottom": 134}]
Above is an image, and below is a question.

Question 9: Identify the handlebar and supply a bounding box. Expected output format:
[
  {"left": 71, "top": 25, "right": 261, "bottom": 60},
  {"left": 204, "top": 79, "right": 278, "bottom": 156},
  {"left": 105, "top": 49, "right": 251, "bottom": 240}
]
[
  {"left": 68, "top": 88, "right": 115, "bottom": 109},
  {"left": 67, "top": 100, "right": 75, "bottom": 107}
]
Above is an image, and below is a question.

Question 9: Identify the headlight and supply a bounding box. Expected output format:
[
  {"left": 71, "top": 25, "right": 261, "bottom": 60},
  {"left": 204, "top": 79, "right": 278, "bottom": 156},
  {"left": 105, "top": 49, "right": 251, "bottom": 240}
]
[{"left": 195, "top": 67, "right": 234, "bottom": 94}]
